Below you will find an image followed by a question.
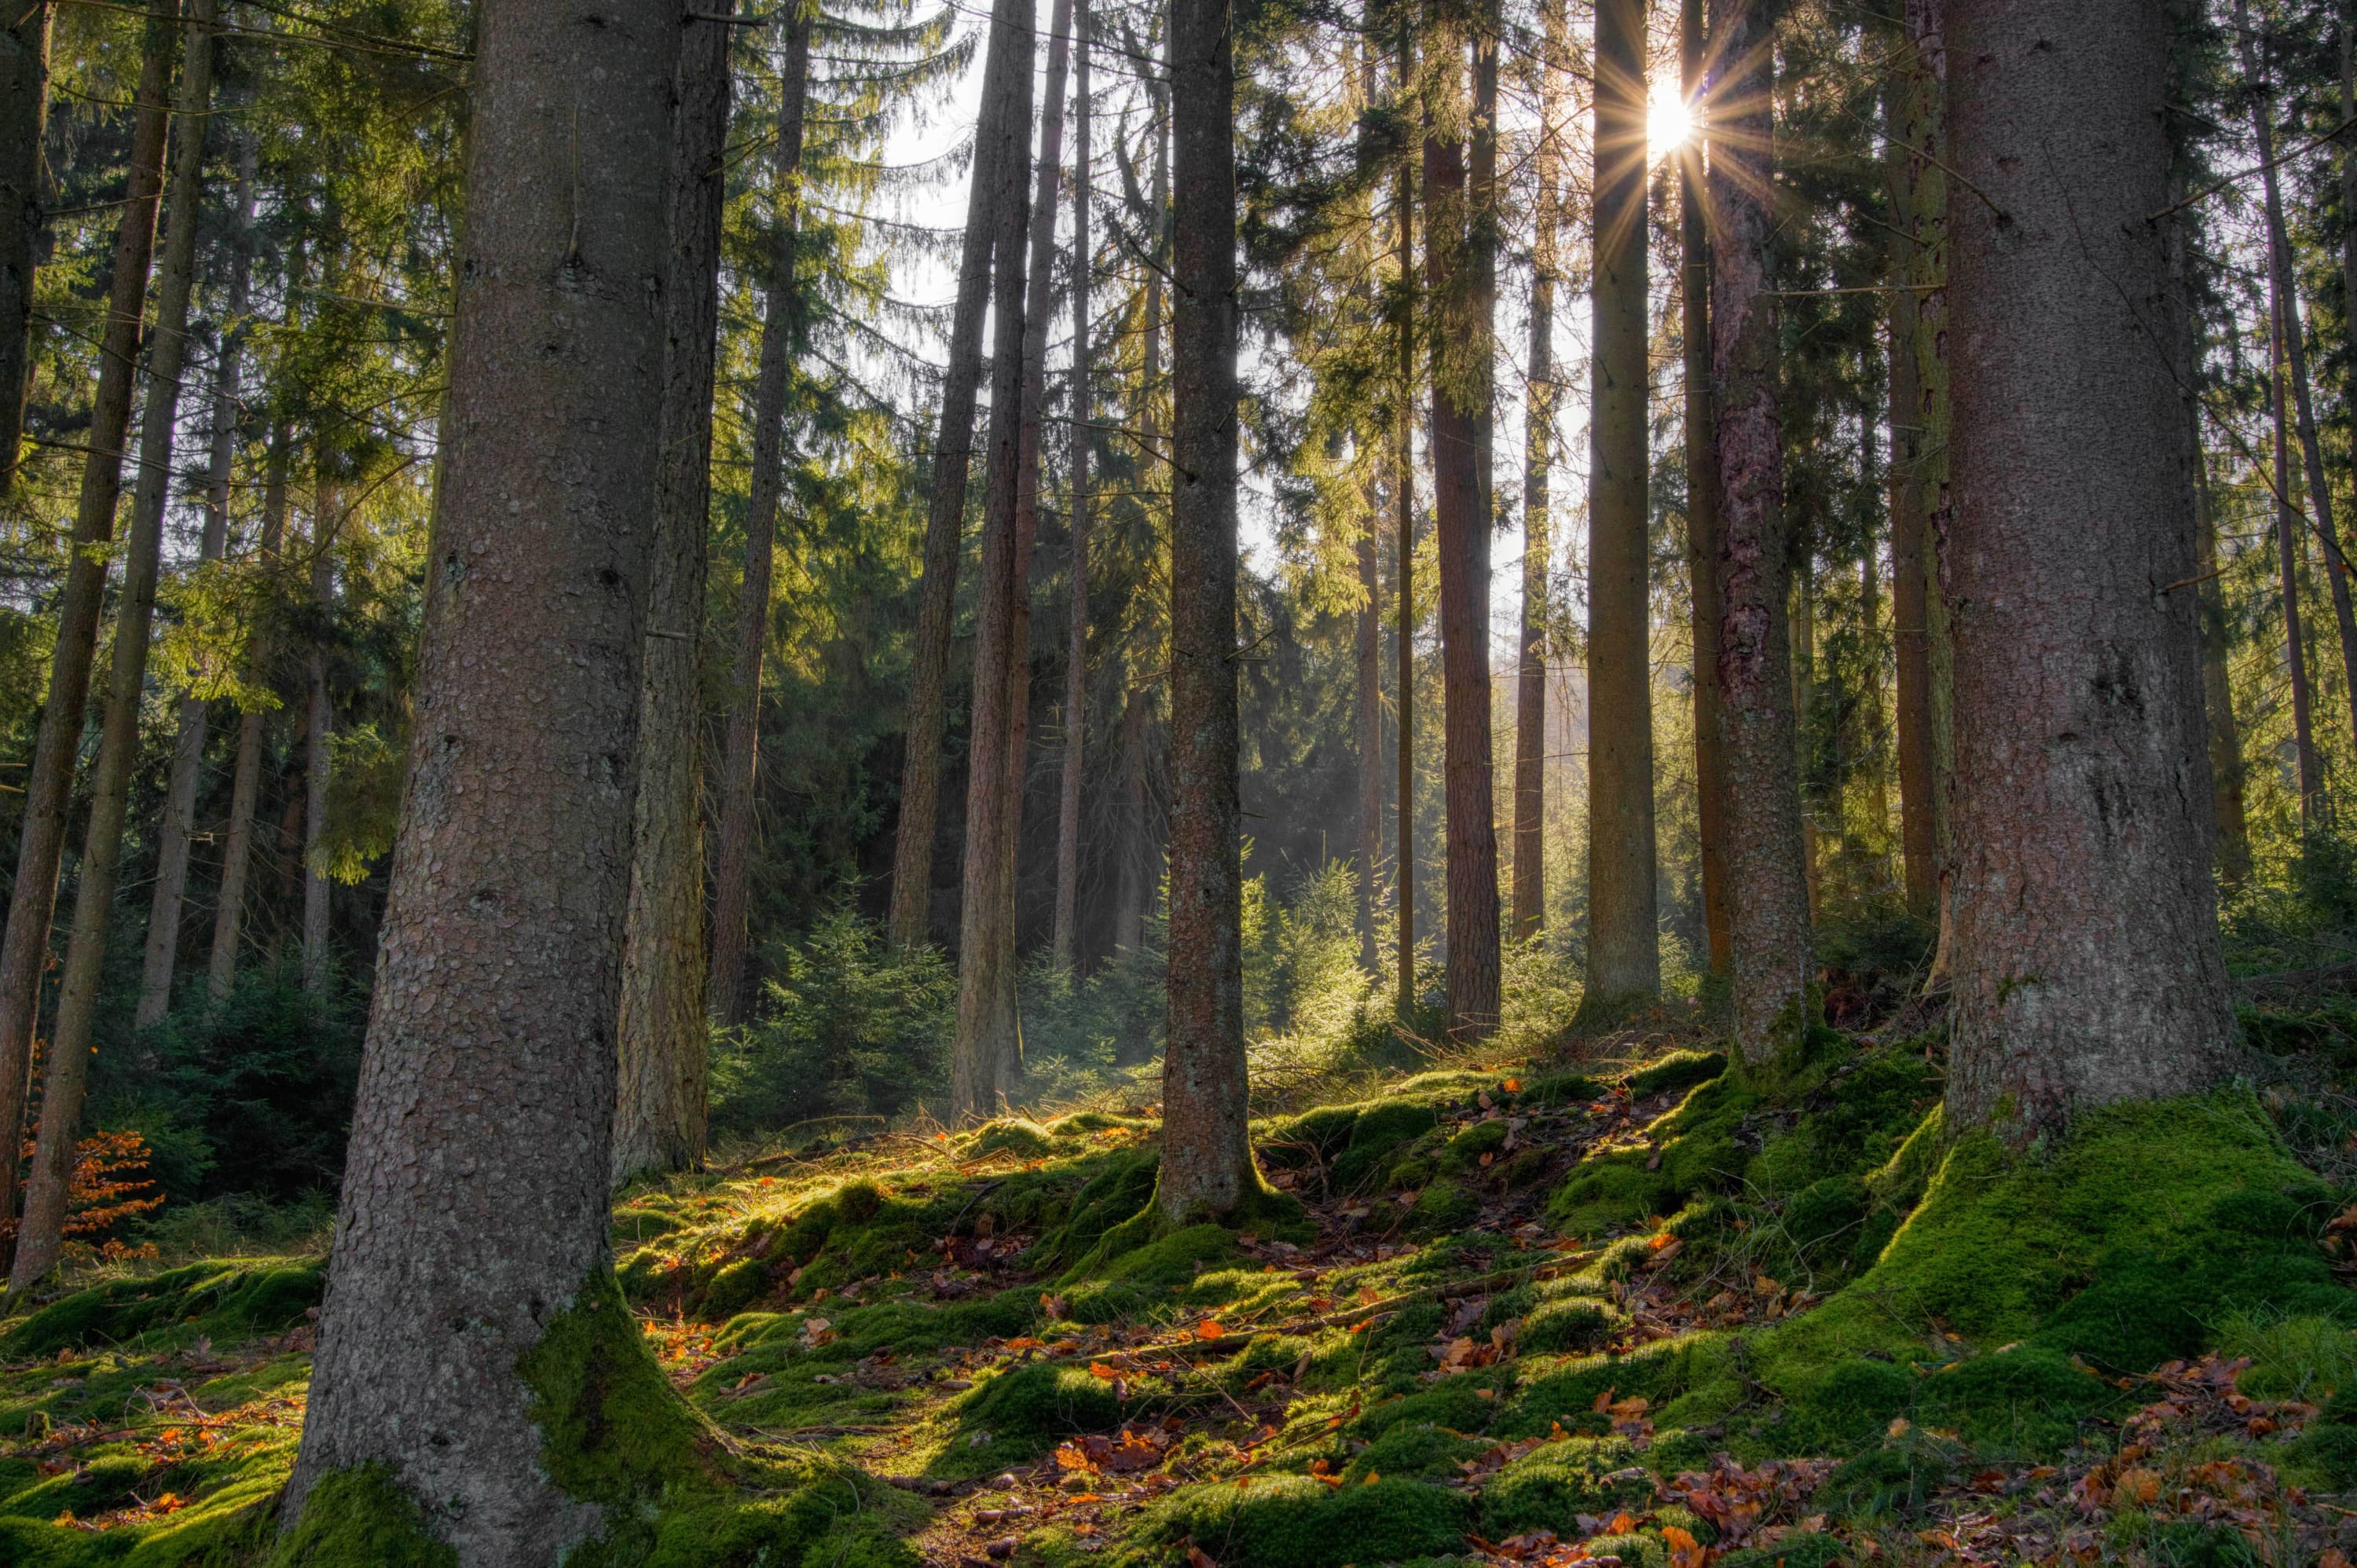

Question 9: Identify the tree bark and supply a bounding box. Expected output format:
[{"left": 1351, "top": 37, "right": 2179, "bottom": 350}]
[
  {"left": 0, "top": 0, "right": 173, "bottom": 1260},
  {"left": 2238, "top": 1, "right": 2357, "bottom": 756},
  {"left": 708, "top": 10, "right": 813, "bottom": 1024},
  {"left": 1052, "top": 0, "right": 1092, "bottom": 973},
  {"left": 950, "top": 0, "right": 1039, "bottom": 1119},
  {"left": 614, "top": 5, "right": 735, "bottom": 1186},
  {"left": 2271, "top": 285, "right": 2322, "bottom": 821},
  {"left": 207, "top": 427, "right": 288, "bottom": 1002},
  {"left": 137, "top": 130, "right": 255, "bottom": 1028},
  {"left": 1515, "top": 0, "right": 1566, "bottom": 945},
  {"left": 1941, "top": 0, "right": 2235, "bottom": 1142},
  {"left": 1358, "top": 471, "right": 1383, "bottom": 973},
  {"left": 0, "top": 0, "right": 49, "bottom": 491},
  {"left": 1158, "top": 0, "right": 1254, "bottom": 1222},
  {"left": 279, "top": 0, "right": 687, "bottom": 1541},
  {"left": 300, "top": 489, "right": 335, "bottom": 997},
  {"left": 1582, "top": 0, "right": 1658, "bottom": 1017},
  {"left": 1680, "top": 0, "right": 1727, "bottom": 973},
  {"left": 1393, "top": 23, "right": 1416, "bottom": 1020},
  {"left": 1706, "top": 0, "right": 1810, "bottom": 1064},
  {"left": 889, "top": 0, "right": 1028, "bottom": 951},
  {"left": 12, "top": 0, "right": 216, "bottom": 1288},
  {"left": 1424, "top": 5, "right": 1499, "bottom": 1039},
  {"left": 1883, "top": 35, "right": 1937, "bottom": 922},
  {"left": 1114, "top": 685, "right": 1150, "bottom": 953},
  {"left": 2194, "top": 443, "right": 2250, "bottom": 887}
]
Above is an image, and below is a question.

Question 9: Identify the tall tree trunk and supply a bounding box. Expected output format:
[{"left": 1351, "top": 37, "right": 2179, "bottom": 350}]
[
  {"left": 1515, "top": 0, "right": 1566, "bottom": 944},
  {"left": 708, "top": 11, "right": 813, "bottom": 1023},
  {"left": 1707, "top": 0, "right": 1811, "bottom": 1064},
  {"left": 12, "top": 0, "right": 216, "bottom": 1288},
  {"left": 0, "top": 0, "right": 50, "bottom": 491},
  {"left": 2271, "top": 288, "right": 2323, "bottom": 821},
  {"left": 950, "top": 0, "right": 1039, "bottom": 1119},
  {"left": 1681, "top": 0, "right": 1728, "bottom": 973},
  {"left": 207, "top": 427, "right": 288, "bottom": 1002},
  {"left": 1393, "top": 23, "right": 1416, "bottom": 1020},
  {"left": 614, "top": 5, "right": 735, "bottom": 1186},
  {"left": 1114, "top": 686, "right": 1150, "bottom": 952},
  {"left": 2194, "top": 443, "right": 2251, "bottom": 886},
  {"left": 1942, "top": 0, "right": 2234, "bottom": 1141},
  {"left": 137, "top": 130, "right": 255, "bottom": 1028},
  {"left": 1158, "top": 0, "right": 1254, "bottom": 1221},
  {"left": 1582, "top": 0, "right": 1659, "bottom": 1017},
  {"left": 2239, "top": 2, "right": 2357, "bottom": 752},
  {"left": 1424, "top": 5, "right": 1500, "bottom": 1038},
  {"left": 1858, "top": 468, "right": 1891, "bottom": 858},
  {"left": 889, "top": 0, "right": 1028, "bottom": 950},
  {"left": 1884, "top": 30, "right": 1937, "bottom": 921},
  {"left": 279, "top": 0, "right": 687, "bottom": 1540},
  {"left": 300, "top": 489, "right": 335, "bottom": 997},
  {"left": 0, "top": 0, "right": 173, "bottom": 1258},
  {"left": 1052, "top": 0, "right": 1092, "bottom": 973},
  {"left": 1793, "top": 562, "right": 1819, "bottom": 914}
]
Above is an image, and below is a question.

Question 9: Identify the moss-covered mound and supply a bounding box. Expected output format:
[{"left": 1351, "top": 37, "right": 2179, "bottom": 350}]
[{"left": 2, "top": 1258, "right": 324, "bottom": 1359}]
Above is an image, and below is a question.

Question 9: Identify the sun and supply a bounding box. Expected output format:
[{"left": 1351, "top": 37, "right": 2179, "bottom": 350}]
[{"left": 1648, "top": 72, "right": 1695, "bottom": 162}]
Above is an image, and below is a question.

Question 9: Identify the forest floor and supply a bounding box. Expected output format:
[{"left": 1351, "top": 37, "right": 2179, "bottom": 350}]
[{"left": 9, "top": 993, "right": 2357, "bottom": 1566}]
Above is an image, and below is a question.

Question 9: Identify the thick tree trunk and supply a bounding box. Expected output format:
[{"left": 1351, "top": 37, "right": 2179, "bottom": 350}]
[
  {"left": 1052, "top": 0, "right": 1092, "bottom": 973},
  {"left": 1393, "top": 62, "right": 1415, "bottom": 1020},
  {"left": 300, "top": 494, "right": 334, "bottom": 996},
  {"left": 2194, "top": 446, "right": 2250, "bottom": 886},
  {"left": 1582, "top": 0, "right": 1658, "bottom": 1017},
  {"left": 0, "top": 0, "right": 48, "bottom": 490},
  {"left": 12, "top": 0, "right": 217, "bottom": 1288},
  {"left": 1515, "top": 0, "right": 1566, "bottom": 945},
  {"left": 1942, "top": 0, "right": 2235, "bottom": 1141},
  {"left": 1707, "top": 0, "right": 1811, "bottom": 1064},
  {"left": 279, "top": 0, "right": 687, "bottom": 1542},
  {"left": 2271, "top": 290, "right": 2322, "bottom": 821},
  {"left": 1158, "top": 0, "right": 1254, "bottom": 1221},
  {"left": 207, "top": 427, "right": 288, "bottom": 1002},
  {"left": 707, "top": 11, "right": 813, "bottom": 1023},
  {"left": 137, "top": 133, "right": 255, "bottom": 1028},
  {"left": 1680, "top": 0, "right": 1727, "bottom": 973},
  {"left": 0, "top": 0, "right": 173, "bottom": 1258},
  {"left": 949, "top": 0, "right": 1038, "bottom": 1119},
  {"left": 614, "top": 6, "right": 734, "bottom": 1186},
  {"left": 889, "top": 0, "right": 1027, "bottom": 951}
]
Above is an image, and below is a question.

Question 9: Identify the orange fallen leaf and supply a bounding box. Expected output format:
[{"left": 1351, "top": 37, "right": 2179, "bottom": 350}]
[{"left": 1195, "top": 1320, "right": 1226, "bottom": 1341}]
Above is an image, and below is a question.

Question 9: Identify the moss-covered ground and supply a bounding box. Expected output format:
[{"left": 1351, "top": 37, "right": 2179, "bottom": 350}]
[{"left": 8, "top": 1009, "right": 2357, "bottom": 1564}]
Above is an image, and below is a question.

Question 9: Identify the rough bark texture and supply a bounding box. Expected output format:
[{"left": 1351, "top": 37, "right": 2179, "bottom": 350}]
[
  {"left": 1052, "top": 0, "right": 1092, "bottom": 973},
  {"left": 1680, "top": 0, "right": 1727, "bottom": 973},
  {"left": 207, "top": 430, "right": 288, "bottom": 1002},
  {"left": 2271, "top": 286, "right": 2322, "bottom": 818},
  {"left": 1942, "top": 0, "right": 2236, "bottom": 1141},
  {"left": 2194, "top": 446, "right": 2250, "bottom": 887},
  {"left": 1883, "top": 32, "right": 1937, "bottom": 922},
  {"left": 1514, "top": 0, "right": 1565, "bottom": 945},
  {"left": 1582, "top": 0, "right": 1658, "bottom": 1015},
  {"left": 614, "top": 6, "right": 734, "bottom": 1186},
  {"left": 279, "top": 0, "right": 686, "bottom": 1544},
  {"left": 1158, "top": 0, "right": 1255, "bottom": 1222},
  {"left": 889, "top": 1, "right": 1025, "bottom": 951},
  {"left": 0, "top": 0, "right": 172, "bottom": 1257},
  {"left": 1706, "top": 0, "right": 1810, "bottom": 1064},
  {"left": 950, "top": 0, "right": 1038, "bottom": 1119},
  {"left": 2239, "top": 2, "right": 2357, "bottom": 754},
  {"left": 300, "top": 496, "right": 334, "bottom": 997},
  {"left": 0, "top": 0, "right": 47, "bottom": 489},
  {"left": 137, "top": 132, "right": 255, "bottom": 1028},
  {"left": 12, "top": 0, "right": 216, "bottom": 1288}
]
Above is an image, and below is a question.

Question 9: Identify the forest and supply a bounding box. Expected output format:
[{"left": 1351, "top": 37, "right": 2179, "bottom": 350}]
[{"left": 0, "top": 0, "right": 2355, "bottom": 1562}]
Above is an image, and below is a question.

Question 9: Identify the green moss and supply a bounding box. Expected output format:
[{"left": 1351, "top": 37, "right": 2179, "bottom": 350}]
[
  {"left": 1408, "top": 1179, "right": 1479, "bottom": 1233},
  {"left": 263, "top": 1465, "right": 456, "bottom": 1567},
  {"left": 1122, "top": 1475, "right": 1471, "bottom": 1568},
  {"left": 1715, "top": 1531, "right": 1847, "bottom": 1568},
  {"left": 954, "top": 1363, "right": 1124, "bottom": 1446},
  {"left": 1435, "top": 1119, "right": 1509, "bottom": 1174},
  {"left": 1477, "top": 1436, "right": 1652, "bottom": 1538},
  {"left": 3, "top": 1259, "right": 324, "bottom": 1358},
  {"left": 1516, "top": 1072, "right": 1603, "bottom": 1108},
  {"left": 1331, "top": 1102, "right": 1443, "bottom": 1192},
  {"left": 1519, "top": 1297, "right": 1623, "bottom": 1356},
  {"left": 965, "top": 1120, "right": 1057, "bottom": 1160},
  {"left": 1340, "top": 1422, "right": 1488, "bottom": 1482},
  {"left": 1549, "top": 1075, "right": 1758, "bottom": 1236},
  {"left": 1624, "top": 1051, "right": 1727, "bottom": 1100}
]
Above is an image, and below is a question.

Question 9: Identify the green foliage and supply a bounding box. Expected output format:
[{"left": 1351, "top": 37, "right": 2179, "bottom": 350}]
[
  {"left": 1478, "top": 1436, "right": 1652, "bottom": 1539},
  {"left": 710, "top": 909, "right": 955, "bottom": 1136},
  {"left": 2, "top": 1258, "right": 323, "bottom": 1357},
  {"left": 263, "top": 1466, "right": 454, "bottom": 1567},
  {"left": 1118, "top": 1475, "right": 1472, "bottom": 1568}
]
